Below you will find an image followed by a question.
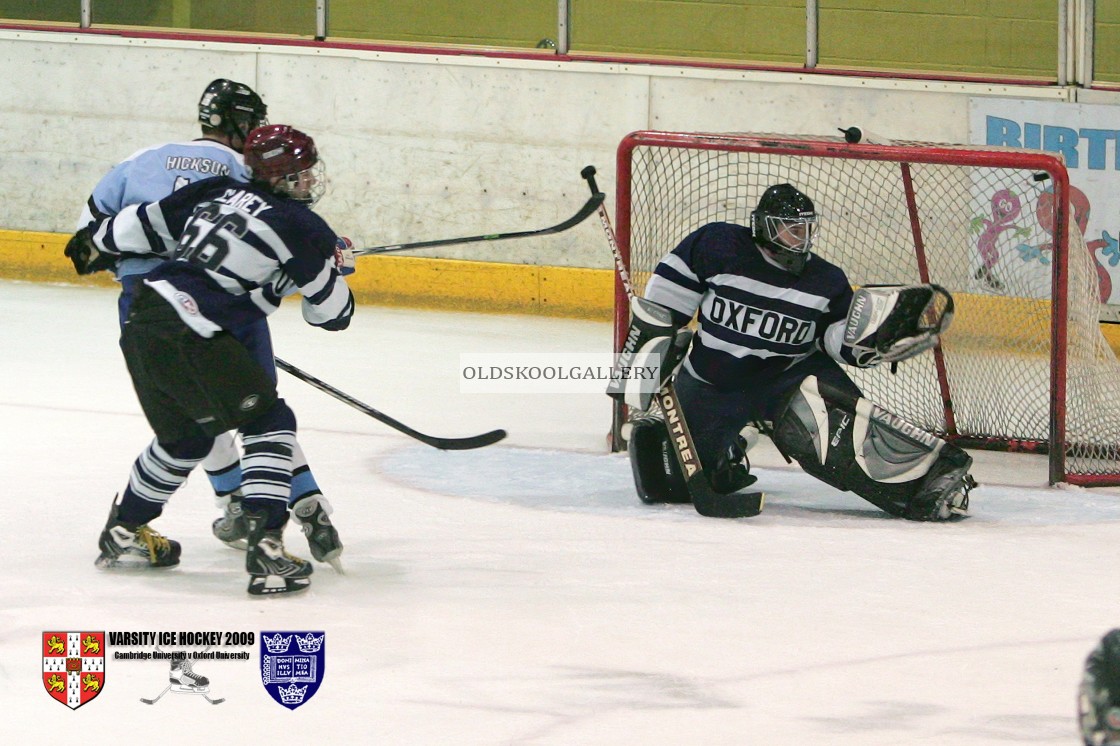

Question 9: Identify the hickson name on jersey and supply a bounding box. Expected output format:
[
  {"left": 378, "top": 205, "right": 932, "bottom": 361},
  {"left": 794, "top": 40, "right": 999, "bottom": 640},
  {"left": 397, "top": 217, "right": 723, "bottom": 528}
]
[
  {"left": 644, "top": 221, "right": 854, "bottom": 390},
  {"left": 88, "top": 175, "right": 354, "bottom": 336},
  {"left": 77, "top": 139, "right": 251, "bottom": 280}
]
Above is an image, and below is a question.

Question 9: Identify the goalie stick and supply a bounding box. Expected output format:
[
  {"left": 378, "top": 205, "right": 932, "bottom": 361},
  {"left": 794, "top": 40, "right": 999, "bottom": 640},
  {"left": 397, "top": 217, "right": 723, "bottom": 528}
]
[
  {"left": 584, "top": 166, "right": 763, "bottom": 518},
  {"left": 353, "top": 170, "right": 605, "bottom": 257},
  {"left": 275, "top": 358, "right": 507, "bottom": 450}
]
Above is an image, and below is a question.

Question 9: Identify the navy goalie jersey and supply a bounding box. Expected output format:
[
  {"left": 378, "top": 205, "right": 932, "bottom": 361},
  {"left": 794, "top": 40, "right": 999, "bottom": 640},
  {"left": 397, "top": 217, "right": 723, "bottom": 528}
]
[
  {"left": 89, "top": 176, "right": 354, "bottom": 336},
  {"left": 644, "top": 222, "right": 855, "bottom": 390}
]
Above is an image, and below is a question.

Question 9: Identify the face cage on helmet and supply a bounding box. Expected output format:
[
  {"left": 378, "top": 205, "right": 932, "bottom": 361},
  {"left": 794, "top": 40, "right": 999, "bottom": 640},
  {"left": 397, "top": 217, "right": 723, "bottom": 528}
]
[
  {"left": 760, "top": 214, "right": 816, "bottom": 254},
  {"left": 276, "top": 160, "right": 327, "bottom": 207}
]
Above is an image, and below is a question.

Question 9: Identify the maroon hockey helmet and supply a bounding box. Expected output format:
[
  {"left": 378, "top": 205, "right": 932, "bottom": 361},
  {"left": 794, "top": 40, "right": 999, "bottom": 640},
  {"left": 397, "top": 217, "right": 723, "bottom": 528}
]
[{"left": 244, "top": 124, "right": 326, "bottom": 206}]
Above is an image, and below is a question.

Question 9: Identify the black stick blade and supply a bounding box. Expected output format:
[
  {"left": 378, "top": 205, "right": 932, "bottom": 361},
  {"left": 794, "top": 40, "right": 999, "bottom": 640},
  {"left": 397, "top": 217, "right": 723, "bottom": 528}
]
[
  {"left": 423, "top": 428, "right": 508, "bottom": 451},
  {"left": 690, "top": 482, "right": 765, "bottom": 518}
]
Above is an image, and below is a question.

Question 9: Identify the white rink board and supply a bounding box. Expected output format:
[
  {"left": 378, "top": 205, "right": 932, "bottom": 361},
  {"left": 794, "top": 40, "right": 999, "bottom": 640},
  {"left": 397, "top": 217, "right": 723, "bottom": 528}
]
[{"left": 0, "top": 29, "right": 1090, "bottom": 268}]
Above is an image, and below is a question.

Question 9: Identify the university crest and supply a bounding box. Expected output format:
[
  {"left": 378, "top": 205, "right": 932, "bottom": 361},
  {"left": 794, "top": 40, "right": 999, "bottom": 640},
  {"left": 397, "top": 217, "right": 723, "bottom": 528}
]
[
  {"left": 42, "top": 631, "right": 105, "bottom": 709},
  {"left": 260, "top": 631, "right": 325, "bottom": 710}
]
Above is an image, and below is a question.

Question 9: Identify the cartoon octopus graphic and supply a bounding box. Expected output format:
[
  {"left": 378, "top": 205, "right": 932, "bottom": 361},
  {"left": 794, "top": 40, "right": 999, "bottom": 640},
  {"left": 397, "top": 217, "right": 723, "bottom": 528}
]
[
  {"left": 1033, "top": 186, "right": 1113, "bottom": 302},
  {"left": 968, "top": 188, "right": 1032, "bottom": 290}
]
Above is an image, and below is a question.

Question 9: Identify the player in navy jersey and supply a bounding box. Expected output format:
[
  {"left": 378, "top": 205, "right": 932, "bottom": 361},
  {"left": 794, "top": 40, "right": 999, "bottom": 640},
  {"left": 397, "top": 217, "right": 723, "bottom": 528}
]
[
  {"left": 67, "top": 125, "right": 354, "bottom": 594},
  {"left": 622, "top": 183, "right": 973, "bottom": 521},
  {"left": 644, "top": 185, "right": 863, "bottom": 470},
  {"left": 74, "top": 80, "right": 346, "bottom": 568}
]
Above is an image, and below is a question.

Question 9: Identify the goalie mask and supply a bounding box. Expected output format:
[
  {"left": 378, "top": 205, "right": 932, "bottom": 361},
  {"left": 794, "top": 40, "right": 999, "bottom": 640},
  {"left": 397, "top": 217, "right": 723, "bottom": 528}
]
[
  {"left": 198, "top": 78, "right": 269, "bottom": 147},
  {"left": 244, "top": 124, "right": 327, "bottom": 207},
  {"left": 750, "top": 183, "right": 817, "bottom": 275}
]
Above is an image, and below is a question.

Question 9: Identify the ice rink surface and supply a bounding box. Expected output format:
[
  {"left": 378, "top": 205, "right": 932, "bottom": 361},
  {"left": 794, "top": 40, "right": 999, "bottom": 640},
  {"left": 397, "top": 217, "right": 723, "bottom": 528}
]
[{"left": 3, "top": 279, "right": 1120, "bottom": 744}]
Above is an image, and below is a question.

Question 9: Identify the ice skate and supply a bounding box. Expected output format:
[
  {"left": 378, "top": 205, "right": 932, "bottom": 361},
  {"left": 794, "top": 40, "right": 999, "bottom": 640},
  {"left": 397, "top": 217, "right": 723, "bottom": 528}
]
[
  {"left": 244, "top": 508, "right": 312, "bottom": 596},
  {"left": 291, "top": 495, "right": 344, "bottom": 573},
  {"left": 211, "top": 490, "right": 248, "bottom": 550},
  {"left": 170, "top": 658, "right": 210, "bottom": 690},
  {"left": 95, "top": 500, "right": 181, "bottom": 569}
]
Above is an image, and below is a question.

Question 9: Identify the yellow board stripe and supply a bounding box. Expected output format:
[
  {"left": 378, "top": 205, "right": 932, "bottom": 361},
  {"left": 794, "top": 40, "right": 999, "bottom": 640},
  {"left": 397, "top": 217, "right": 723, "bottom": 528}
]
[
  {"left": 8, "top": 229, "right": 1120, "bottom": 355},
  {"left": 0, "top": 229, "right": 615, "bottom": 319}
]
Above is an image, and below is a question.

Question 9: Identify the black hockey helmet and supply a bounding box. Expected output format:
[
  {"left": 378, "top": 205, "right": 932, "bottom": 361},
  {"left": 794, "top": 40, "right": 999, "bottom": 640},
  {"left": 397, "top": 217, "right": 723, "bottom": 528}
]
[
  {"left": 750, "top": 183, "right": 817, "bottom": 275},
  {"left": 1081, "top": 629, "right": 1120, "bottom": 745},
  {"left": 244, "top": 124, "right": 326, "bottom": 207},
  {"left": 198, "top": 78, "right": 268, "bottom": 147}
]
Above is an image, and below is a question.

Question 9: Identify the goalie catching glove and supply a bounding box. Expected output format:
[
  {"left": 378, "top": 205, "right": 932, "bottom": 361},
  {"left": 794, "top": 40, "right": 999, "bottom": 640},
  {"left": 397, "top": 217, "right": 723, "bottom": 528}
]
[
  {"left": 840, "top": 284, "right": 954, "bottom": 367},
  {"left": 606, "top": 296, "right": 692, "bottom": 412}
]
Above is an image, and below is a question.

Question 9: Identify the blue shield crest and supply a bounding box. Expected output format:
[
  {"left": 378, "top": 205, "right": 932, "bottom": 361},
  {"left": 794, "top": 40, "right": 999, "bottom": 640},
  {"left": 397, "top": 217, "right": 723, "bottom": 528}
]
[{"left": 259, "top": 631, "right": 325, "bottom": 709}]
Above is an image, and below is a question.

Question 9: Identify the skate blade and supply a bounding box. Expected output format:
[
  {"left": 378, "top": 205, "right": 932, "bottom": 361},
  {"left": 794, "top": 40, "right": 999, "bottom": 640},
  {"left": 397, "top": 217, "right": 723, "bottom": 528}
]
[
  {"left": 170, "top": 684, "right": 210, "bottom": 693},
  {"left": 220, "top": 538, "right": 248, "bottom": 551},
  {"left": 326, "top": 557, "right": 345, "bottom": 575},
  {"left": 95, "top": 555, "right": 179, "bottom": 570},
  {"left": 248, "top": 574, "right": 311, "bottom": 596}
]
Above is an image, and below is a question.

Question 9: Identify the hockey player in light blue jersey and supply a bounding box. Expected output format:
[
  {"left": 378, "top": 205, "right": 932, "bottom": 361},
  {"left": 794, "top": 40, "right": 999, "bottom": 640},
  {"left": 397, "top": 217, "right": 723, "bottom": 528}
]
[{"left": 74, "top": 80, "right": 346, "bottom": 569}]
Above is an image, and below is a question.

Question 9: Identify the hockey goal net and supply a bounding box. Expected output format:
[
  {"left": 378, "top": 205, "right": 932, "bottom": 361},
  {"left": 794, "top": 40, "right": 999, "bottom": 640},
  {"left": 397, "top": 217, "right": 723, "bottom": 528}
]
[{"left": 612, "top": 130, "right": 1120, "bottom": 487}]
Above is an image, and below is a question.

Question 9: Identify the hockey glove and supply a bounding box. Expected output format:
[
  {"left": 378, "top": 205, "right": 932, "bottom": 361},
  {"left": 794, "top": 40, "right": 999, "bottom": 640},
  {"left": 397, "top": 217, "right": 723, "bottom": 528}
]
[
  {"left": 843, "top": 284, "right": 954, "bottom": 366},
  {"left": 333, "top": 236, "right": 356, "bottom": 276},
  {"left": 64, "top": 227, "right": 115, "bottom": 275}
]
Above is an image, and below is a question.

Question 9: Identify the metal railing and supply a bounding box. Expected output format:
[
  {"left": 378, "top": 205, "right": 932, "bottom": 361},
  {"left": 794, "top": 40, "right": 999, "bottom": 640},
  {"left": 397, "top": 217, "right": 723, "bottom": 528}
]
[{"left": 54, "top": 0, "right": 1101, "bottom": 88}]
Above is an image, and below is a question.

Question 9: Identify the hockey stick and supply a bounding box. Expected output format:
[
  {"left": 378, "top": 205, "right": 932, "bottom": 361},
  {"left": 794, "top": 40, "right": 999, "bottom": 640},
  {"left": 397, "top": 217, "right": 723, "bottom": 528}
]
[
  {"left": 353, "top": 172, "right": 605, "bottom": 257},
  {"left": 584, "top": 166, "right": 763, "bottom": 518},
  {"left": 275, "top": 358, "right": 507, "bottom": 450},
  {"left": 140, "top": 685, "right": 170, "bottom": 705}
]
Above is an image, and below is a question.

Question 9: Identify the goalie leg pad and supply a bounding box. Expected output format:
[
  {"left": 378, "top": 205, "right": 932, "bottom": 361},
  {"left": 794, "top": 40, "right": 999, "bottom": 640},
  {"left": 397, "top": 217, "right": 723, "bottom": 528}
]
[
  {"left": 627, "top": 416, "right": 691, "bottom": 504},
  {"left": 772, "top": 376, "right": 973, "bottom": 521},
  {"left": 607, "top": 297, "right": 686, "bottom": 412}
]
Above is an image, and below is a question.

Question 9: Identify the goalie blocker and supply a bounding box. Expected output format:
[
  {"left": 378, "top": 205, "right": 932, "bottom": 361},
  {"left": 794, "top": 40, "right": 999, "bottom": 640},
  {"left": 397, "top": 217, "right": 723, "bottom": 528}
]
[{"left": 772, "top": 375, "right": 974, "bottom": 521}]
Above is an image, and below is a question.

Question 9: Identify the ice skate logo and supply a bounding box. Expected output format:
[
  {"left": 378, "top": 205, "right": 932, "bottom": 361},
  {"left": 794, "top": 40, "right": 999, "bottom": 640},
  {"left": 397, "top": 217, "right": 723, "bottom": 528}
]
[
  {"left": 42, "top": 631, "right": 105, "bottom": 709},
  {"left": 239, "top": 394, "right": 260, "bottom": 411},
  {"left": 260, "top": 630, "right": 325, "bottom": 710},
  {"left": 262, "top": 633, "right": 292, "bottom": 654},
  {"left": 140, "top": 647, "right": 224, "bottom": 706}
]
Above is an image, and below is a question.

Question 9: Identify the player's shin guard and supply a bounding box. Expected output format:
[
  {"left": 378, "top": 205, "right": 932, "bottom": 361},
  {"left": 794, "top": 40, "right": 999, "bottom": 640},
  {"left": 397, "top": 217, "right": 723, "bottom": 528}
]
[
  {"left": 121, "top": 436, "right": 212, "bottom": 524},
  {"left": 772, "top": 376, "right": 974, "bottom": 521},
  {"left": 287, "top": 440, "right": 343, "bottom": 567},
  {"left": 202, "top": 431, "right": 242, "bottom": 498},
  {"left": 239, "top": 401, "right": 297, "bottom": 524}
]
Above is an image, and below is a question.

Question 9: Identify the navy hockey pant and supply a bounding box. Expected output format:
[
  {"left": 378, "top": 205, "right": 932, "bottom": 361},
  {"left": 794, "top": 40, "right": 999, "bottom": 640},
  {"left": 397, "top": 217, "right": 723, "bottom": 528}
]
[{"left": 674, "top": 353, "right": 863, "bottom": 472}]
